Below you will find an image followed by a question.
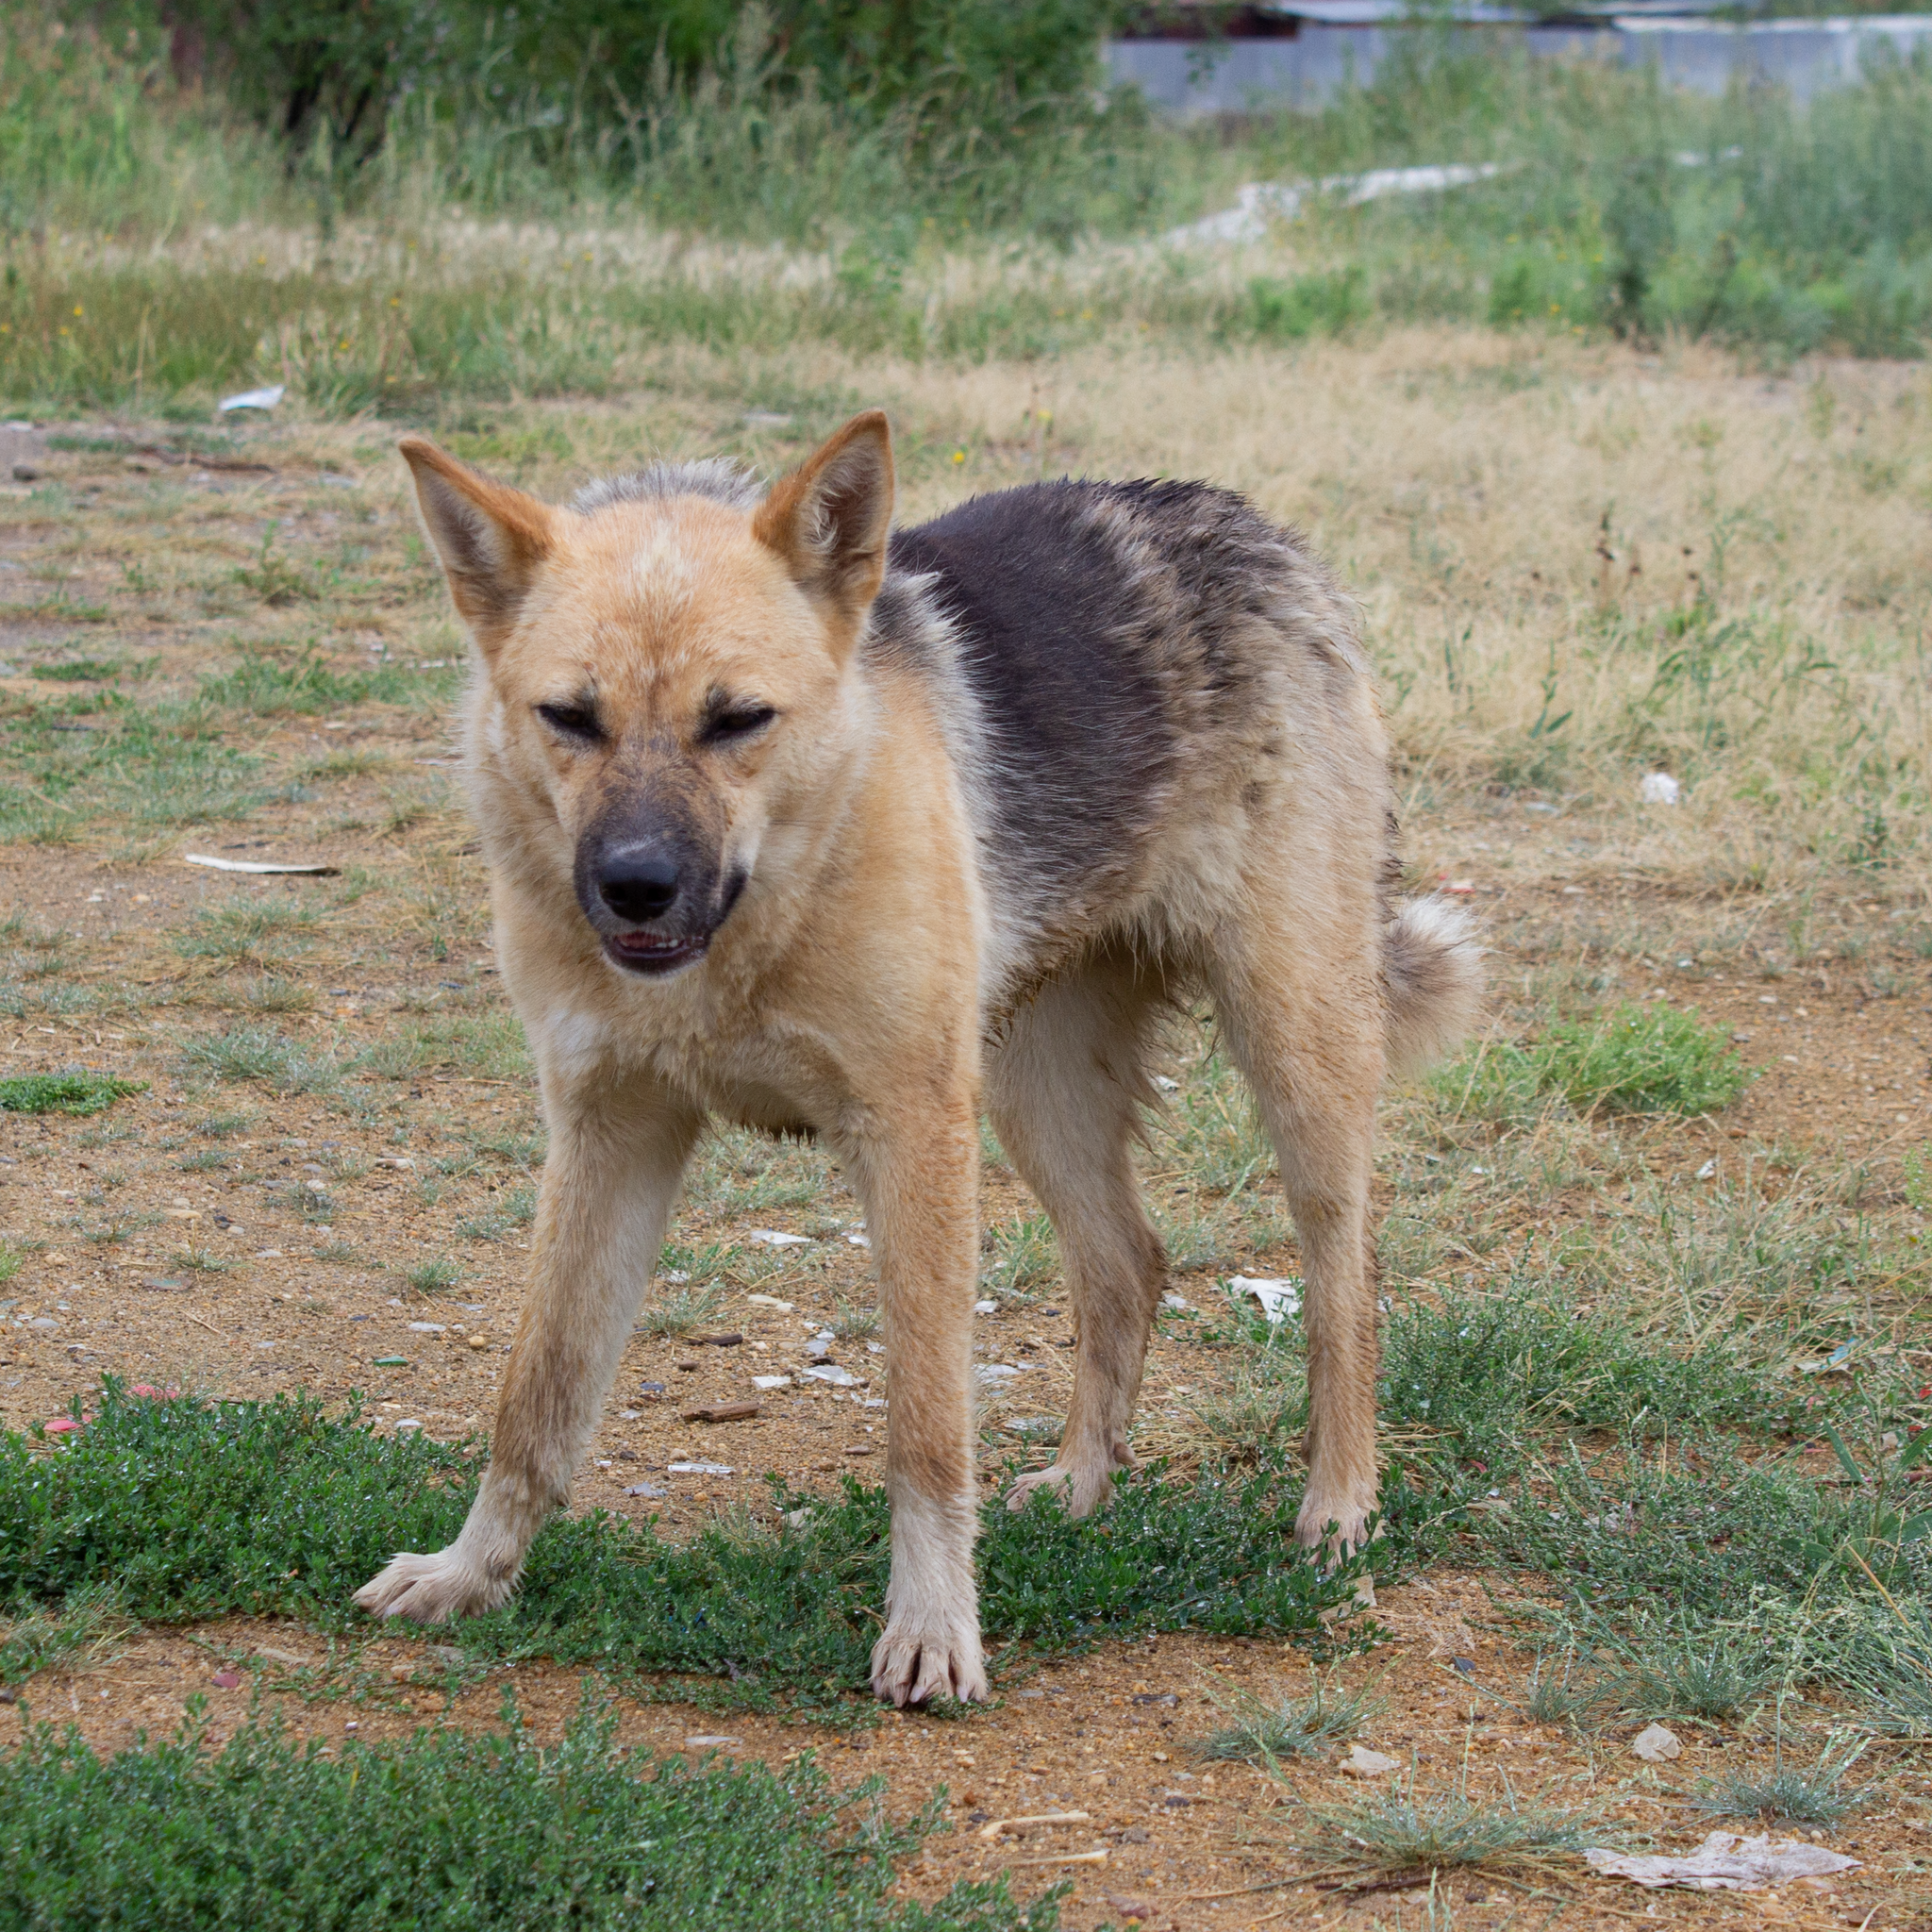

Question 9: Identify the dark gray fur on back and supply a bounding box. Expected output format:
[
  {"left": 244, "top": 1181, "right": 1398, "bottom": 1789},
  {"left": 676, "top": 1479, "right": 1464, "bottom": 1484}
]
[{"left": 872, "top": 479, "right": 1338, "bottom": 971}]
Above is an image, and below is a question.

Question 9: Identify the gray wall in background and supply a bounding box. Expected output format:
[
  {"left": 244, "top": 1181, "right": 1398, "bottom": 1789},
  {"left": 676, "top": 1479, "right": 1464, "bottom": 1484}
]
[{"left": 1106, "top": 17, "right": 1932, "bottom": 113}]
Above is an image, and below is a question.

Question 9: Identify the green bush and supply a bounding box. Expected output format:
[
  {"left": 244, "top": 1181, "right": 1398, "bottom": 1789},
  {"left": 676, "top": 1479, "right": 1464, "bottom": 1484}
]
[
  {"left": 97, "top": 0, "right": 1121, "bottom": 158},
  {"left": 0, "top": 1698, "right": 1058, "bottom": 1931}
]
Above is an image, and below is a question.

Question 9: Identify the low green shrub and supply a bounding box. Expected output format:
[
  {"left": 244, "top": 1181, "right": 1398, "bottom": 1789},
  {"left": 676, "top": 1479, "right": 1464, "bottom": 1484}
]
[
  {"left": 0, "top": 1073, "right": 143, "bottom": 1116},
  {"left": 0, "top": 1383, "right": 1371, "bottom": 1701},
  {"left": 0, "top": 1695, "right": 1058, "bottom": 1931}
]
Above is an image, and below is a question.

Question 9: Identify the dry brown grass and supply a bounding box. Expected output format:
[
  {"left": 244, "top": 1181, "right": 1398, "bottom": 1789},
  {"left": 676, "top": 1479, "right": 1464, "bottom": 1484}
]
[{"left": 275, "top": 325, "right": 1931, "bottom": 902}]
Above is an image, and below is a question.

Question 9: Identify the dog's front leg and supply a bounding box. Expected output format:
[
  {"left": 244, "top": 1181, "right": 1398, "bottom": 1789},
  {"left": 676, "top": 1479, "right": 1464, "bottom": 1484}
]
[
  {"left": 845, "top": 1093, "right": 988, "bottom": 1707},
  {"left": 355, "top": 1085, "right": 700, "bottom": 1624}
]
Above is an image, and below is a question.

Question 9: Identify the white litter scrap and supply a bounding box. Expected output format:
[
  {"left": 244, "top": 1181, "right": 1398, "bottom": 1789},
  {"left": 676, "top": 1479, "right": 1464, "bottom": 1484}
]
[
  {"left": 667, "top": 1460, "right": 734, "bottom": 1476},
  {"left": 218, "top": 384, "right": 286, "bottom": 413},
  {"left": 1169, "top": 163, "right": 1509, "bottom": 245},
  {"left": 1585, "top": 1832, "right": 1858, "bottom": 1893},
  {"left": 974, "top": 1363, "right": 1023, "bottom": 1383},
  {"left": 748, "top": 1230, "right": 812, "bottom": 1246},
  {"left": 1230, "top": 1274, "right": 1302, "bottom": 1324},
  {"left": 751, "top": 1374, "right": 792, "bottom": 1391},
  {"left": 184, "top": 852, "right": 338, "bottom": 875},
  {"left": 1639, "top": 771, "right": 1682, "bottom": 805},
  {"left": 803, "top": 1363, "right": 858, "bottom": 1388}
]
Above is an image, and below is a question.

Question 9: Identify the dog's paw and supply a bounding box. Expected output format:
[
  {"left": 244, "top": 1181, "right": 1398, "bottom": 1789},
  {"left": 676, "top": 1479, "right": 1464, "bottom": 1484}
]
[
  {"left": 353, "top": 1548, "right": 509, "bottom": 1624},
  {"left": 870, "top": 1612, "right": 989, "bottom": 1707},
  {"left": 1293, "top": 1494, "right": 1380, "bottom": 1604},
  {"left": 1003, "top": 1457, "right": 1115, "bottom": 1519}
]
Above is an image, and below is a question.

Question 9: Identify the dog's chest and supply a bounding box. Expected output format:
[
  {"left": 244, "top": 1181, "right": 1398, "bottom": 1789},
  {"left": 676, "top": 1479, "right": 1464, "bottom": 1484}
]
[{"left": 639, "top": 1029, "right": 833, "bottom": 1141}]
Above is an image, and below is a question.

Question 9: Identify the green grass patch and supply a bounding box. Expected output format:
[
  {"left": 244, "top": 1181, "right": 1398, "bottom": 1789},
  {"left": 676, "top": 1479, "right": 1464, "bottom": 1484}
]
[
  {"left": 179, "top": 1025, "right": 348, "bottom": 1094},
  {"left": 171, "top": 897, "right": 318, "bottom": 969},
  {"left": 0, "top": 691, "right": 268, "bottom": 843},
  {"left": 1535, "top": 1004, "right": 1752, "bottom": 1116},
  {"left": 1191, "top": 1671, "right": 1381, "bottom": 1765},
  {"left": 0, "top": 1072, "right": 143, "bottom": 1116},
  {"left": 29, "top": 658, "right": 125, "bottom": 683},
  {"left": 0, "top": 1696, "right": 1058, "bottom": 1932},
  {"left": 0, "top": 1385, "right": 1370, "bottom": 1702},
  {"left": 405, "top": 1257, "right": 463, "bottom": 1296},
  {"left": 1465, "top": 1431, "right": 1928, "bottom": 1617},
  {"left": 1274, "top": 1769, "right": 1606, "bottom": 1880},
  {"left": 196, "top": 643, "right": 458, "bottom": 718},
  {"left": 1381, "top": 1277, "right": 1780, "bottom": 1457},
  {"left": 1434, "top": 1004, "right": 1751, "bottom": 1121},
  {"left": 1693, "top": 1728, "right": 1880, "bottom": 1826}
]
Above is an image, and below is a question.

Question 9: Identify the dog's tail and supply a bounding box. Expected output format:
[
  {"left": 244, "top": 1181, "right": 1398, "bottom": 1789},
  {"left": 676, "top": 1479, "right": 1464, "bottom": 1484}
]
[{"left": 1383, "top": 896, "right": 1483, "bottom": 1081}]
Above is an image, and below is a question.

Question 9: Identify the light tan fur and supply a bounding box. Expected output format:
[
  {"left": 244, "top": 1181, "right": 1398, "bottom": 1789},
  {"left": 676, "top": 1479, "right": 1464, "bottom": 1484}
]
[{"left": 354, "top": 412, "right": 1478, "bottom": 1702}]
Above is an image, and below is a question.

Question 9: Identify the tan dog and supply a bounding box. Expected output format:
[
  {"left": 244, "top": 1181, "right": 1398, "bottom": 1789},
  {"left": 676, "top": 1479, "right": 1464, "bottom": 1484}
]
[{"left": 354, "top": 411, "right": 1480, "bottom": 1705}]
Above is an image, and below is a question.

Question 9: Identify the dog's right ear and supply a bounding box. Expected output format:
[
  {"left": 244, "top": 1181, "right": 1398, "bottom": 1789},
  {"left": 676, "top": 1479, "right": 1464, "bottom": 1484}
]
[{"left": 399, "top": 437, "right": 555, "bottom": 660}]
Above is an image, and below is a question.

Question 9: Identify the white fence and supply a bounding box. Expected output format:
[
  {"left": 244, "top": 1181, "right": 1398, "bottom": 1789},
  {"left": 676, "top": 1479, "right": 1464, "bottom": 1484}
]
[{"left": 1106, "top": 16, "right": 1932, "bottom": 113}]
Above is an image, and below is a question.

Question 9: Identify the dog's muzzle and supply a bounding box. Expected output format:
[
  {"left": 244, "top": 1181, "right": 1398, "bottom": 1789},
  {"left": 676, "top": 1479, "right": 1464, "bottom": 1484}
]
[{"left": 577, "top": 835, "right": 746, "bottom": 978}]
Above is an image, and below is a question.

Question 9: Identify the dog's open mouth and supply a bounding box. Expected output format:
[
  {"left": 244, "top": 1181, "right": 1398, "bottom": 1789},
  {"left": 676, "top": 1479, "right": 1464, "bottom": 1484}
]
[{"left": 604, "top": 931, "right": 709, "bottom": 976}]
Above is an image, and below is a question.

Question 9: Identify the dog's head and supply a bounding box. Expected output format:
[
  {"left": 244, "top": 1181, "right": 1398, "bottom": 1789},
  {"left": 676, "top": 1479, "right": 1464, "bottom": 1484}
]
[{"left": 400, "top": 413, "right": 895, "bottom": 979}]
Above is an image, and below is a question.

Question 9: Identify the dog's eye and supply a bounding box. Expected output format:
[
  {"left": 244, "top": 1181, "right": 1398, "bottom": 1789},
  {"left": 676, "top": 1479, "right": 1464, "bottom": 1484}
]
[
  {"left": 702, "top": 703, "right": 777, "bottom": 744},
  {"left": 536, "top": 701, "right": 602, "bottom": 742}
]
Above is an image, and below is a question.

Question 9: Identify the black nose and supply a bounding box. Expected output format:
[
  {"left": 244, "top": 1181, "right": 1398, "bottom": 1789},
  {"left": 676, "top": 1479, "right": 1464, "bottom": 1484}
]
[{"left": 599, "top": 850, "right": 681, "bottom": 924}]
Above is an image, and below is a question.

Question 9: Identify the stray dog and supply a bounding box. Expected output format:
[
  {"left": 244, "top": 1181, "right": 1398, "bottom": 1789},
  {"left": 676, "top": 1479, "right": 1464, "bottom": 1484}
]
[{"left": 355, "top": 411, "right": 1480, "bottom": 1705}]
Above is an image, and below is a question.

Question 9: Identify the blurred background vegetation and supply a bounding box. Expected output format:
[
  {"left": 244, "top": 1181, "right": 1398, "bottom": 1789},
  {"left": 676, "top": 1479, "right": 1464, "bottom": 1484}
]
[{"left": 5, "top": 2, "right": 1932, "bottom": 412}]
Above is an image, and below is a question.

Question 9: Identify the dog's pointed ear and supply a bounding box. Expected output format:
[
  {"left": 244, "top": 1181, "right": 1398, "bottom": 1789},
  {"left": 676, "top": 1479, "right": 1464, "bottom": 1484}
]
[
  {"left": 752, "top": 410, "right": 894, "bottom": 628},
  {"left": 398, "top": 437, "right": 555, "bottom": 659}
]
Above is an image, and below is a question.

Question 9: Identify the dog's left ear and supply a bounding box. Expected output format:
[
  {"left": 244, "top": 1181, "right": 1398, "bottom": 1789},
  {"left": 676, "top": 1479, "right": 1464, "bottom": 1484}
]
[{"left": 753, "top": 410, "right": 894, "bottom": 635}]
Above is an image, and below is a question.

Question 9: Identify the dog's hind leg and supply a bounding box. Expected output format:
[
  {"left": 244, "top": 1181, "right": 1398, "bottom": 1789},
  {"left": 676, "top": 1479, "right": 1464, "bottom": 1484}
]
[
  {"left": 1207, "top": 912, "right": 1383, "bottom": 1566},
  {"left": 355, "top": 1079, "right": 701, "bottom": 1624},
  {"left": 991, "top": 961, "right": 1169, "bottom": 1521}
]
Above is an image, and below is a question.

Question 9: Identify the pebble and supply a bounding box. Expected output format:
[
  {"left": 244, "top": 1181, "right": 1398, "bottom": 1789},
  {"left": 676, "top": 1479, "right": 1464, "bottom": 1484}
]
[
  {"left": 1341, "top": 1745, "right": 1400, "bottom": 1777},
  {"left": 210, "top": 1670, "right": 241, "bottom": 1690},
  {"left": 1631, "top": 1723, "right": 1682, "bottom": 1762}
]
